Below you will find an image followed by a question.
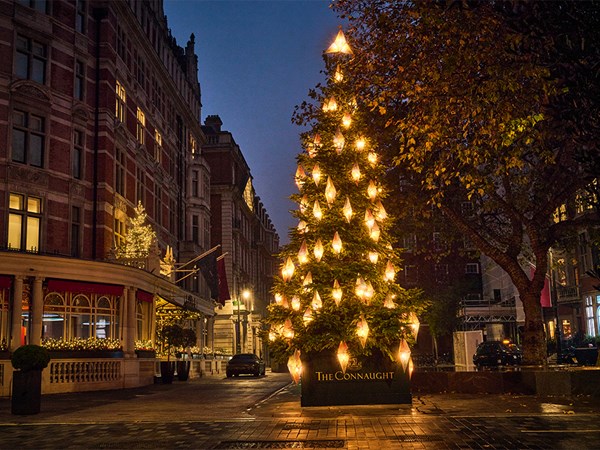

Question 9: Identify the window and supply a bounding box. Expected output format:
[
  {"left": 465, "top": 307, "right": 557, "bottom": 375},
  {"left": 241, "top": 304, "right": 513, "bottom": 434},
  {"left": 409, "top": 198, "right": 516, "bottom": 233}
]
[
  {"left": 17, "top": 0, "right": 48, "bottom": 13},
  {"left": 402, "top": 234, "right": 416, "bottom": 251},
  {"left": 404, "top": 265, "right": 418, "bottom": 285},
  {"left": 114, "top": 217, "right": 125, "bottom": 248},
  {"left": 434, "top": 264, "right": 448, "bottom": 283},
  {"left": 154, "top": 184, "right": 162, "bottom": 226},
  {"left": 115, "top": 147, "right": 125, "bottom": 195},
  {"left": 73, "top": 129, "right": 83, "bottom": 179},
  {"left": 586, "top": 296, "right": 595, "bottom": 337},
  {"left": 115, "top": 81, "right": 126, "bottom": 122},
  {"left": 8, "top": 193, "right": 42, "bottom": 252},
  {"left": 136, "top": 107, "right": 145, "bottom": 144},
  {"left": 466, "top": 263, "right": 479, "bottom": 274},
  {"left": 71, "top": 206, "right": 81, "bottom": 257},
  {"left": 553, "top": 204, "right": 567, "bottom": 223},
  {"left": 74, "top": 60, "right": 85, "bottom": 100},
  {"left": 192, "top": 170, "right": 199, "bottom": 197},
  {"left": 15, "top": 35, "right": 47, "bottom": 84},
  {"left": 136, "top": 54, "right": 145, "bottom": 87},
  {"left": 116, "top": 25, "right": 126, "bottom": 61},
  {"left": 154, "top": 130, "right": 162, "bottom": 163},
  {"left": 190, "top": 135, "right": 197, "bottom": 156},
  {"left": 192, "top": 215, "right": 199, "bottom": 245},
  {"left": 44, "top": 293, "right": 120, "bottom": 341},
  {"left": 203, "top": 217, "right": 210, "bottom": 249},
  {"left": 75, "top": 0, "right": 87, "bottom": 33},
  {"left": 12, "top": 110, "right": 45, "bottom": 167}
]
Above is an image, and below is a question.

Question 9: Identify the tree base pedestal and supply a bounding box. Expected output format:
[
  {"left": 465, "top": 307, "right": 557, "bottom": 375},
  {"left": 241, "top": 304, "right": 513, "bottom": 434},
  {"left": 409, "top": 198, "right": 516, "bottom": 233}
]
[
  {"left": 300, "top": 350, "right": 411, "bottom": 406},
  {"left": 12, "top": 370, "right": 42, "bottom": 415}
]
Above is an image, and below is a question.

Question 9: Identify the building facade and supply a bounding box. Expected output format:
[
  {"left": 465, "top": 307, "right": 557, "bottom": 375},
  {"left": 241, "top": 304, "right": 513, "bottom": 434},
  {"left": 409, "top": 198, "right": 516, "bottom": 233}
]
[
  {"left": 0, "top": 0, "right": 218, "bottom": 395},
  {"left": 201, "top": 115, "right": 279, "bottom": 359}
]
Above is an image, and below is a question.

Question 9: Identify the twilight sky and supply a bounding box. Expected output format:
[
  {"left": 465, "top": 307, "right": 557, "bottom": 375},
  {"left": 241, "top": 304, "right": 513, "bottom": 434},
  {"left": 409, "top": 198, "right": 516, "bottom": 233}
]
[{"left": 163, "top": 0, "right": 343, "bottom": 245}]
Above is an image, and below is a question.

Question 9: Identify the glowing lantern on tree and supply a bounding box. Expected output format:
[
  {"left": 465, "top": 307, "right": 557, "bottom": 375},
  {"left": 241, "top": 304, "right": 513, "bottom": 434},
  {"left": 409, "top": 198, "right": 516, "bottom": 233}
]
[
  {"left": 283, "top": 319, "right": 294, "bottom": 339},
  {"left": 295, "top": 166, "right": 306, "bottom": 189},
  {"left": 312, "top": 164, "right": 321, "bottom": 186},
  {"left": 356, "top": 315, "right": 369, "bottom": 348},
  {"left": 274, "top": 293, "right": 283, "bottom": 305},
  {"left": 364, "top": 209, "right": 375, "bottom": 230},
  {"left": 370, "top": 223, "right": 380, "bottom": 242},
  {"left": 409, "top": 312, "right": 420, "bottom": 339},
  {"left": 333, "top": 129, "right": 345, "bottom": 153},
  {"left": 385, "top": 261, "right": 396, "bottom": 282},
  {"left": 342, "top": 112, "right": 352, "bottom": 128},
  {"left": 287, "top": 350, "right": 302, "bottom": 384},
  {"left": 337, "top": 341, "right": 350, "bottom": 374},
  {"left": 325, "top": 28, "right": 354, "bottom": 55},
  {"left": 355, "top": 137, "right": 366, "bottom": 151},
  {"left": 384, "top": 293, "right": 396, "bottom": 309},
  {"left": 398, "top": 339, "right": 411, "bottom": 371},
  {"left": 297, "top": 220, "right": 308, "bottom": 233},
  {"left": 368, "top": 251, "right": 379, "bottom": 264},
  {"left": 334, "top": 64, "right": 344, "bottom": 82},
  {"left": 332, "top": 279, "right": 342, "bottom": 306},
  {"left": 367, "top": 181, "right": 378, "bottom": 200},
  {"left": 302, "top": 272, "right": 313, "bottom": 289},
  {"left": 325, "top": 177, "right": 337, "bottom": 206},
  {"left": 332, "top": 231, "right": 343, "bottom": 255},
  {"left": 351, "top": 163, "right": 361, "bottom": 183},
  {"left": 298, "top": 240, "right": 308, "bottom": 264},
  {"left": 313, "top": 239, "right": 324, "bottom": 262},
  {"left": 375, "top": 200, "right": 387, "bottom": 221},
  {"left": 303, "top": 308, "right": 313, "bottom": 325},
  {"left": 323, "top": 96, "right": 337, "bottom": 112},
  {"left": 281, "top": 257, "right": 295, "bottom": 282},
  {"left": 291, "top": 296, "right": 301, "bottom": 311},
  {"left": 313, "top": 200, "right": 323, "bottom": 221},
  {"left": 311, "top": 291, "right": 322, "bottom": 310},
  {"left": 367, "top": 152, "right": 377, "bottom": 166},
  {"left": 343, "top": 197, "right": 353, "bottom": 222}
]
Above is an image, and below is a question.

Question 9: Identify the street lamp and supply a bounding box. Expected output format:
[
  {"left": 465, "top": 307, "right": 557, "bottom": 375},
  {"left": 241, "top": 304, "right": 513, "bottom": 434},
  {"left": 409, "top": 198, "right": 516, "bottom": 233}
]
[{"left": 236, "top": 289, "right": 251, "bottom": 354}]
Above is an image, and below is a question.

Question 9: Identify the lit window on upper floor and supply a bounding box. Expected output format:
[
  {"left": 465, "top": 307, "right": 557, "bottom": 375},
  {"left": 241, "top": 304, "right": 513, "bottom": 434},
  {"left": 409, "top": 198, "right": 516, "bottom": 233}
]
[
  {"left": 190, "top": 135, "right": 198, "bottom": 156},
  {"left": 553, "top": 204, "right": 567, "bottom": 223},
  {"left": 115, "top": 81, "right": 126, "bottom": 122},
  {"left": 154, "top": 130, "right": 162, "bottom": 163},
  {"left": 15, "top": 35, "right": 47, "bottom": 84},
  {"left": 8, "top": 193, "right": 42, "bottom": 252},
  {"left": 136, "top": 108, "right": 145, "bottom": 145}
]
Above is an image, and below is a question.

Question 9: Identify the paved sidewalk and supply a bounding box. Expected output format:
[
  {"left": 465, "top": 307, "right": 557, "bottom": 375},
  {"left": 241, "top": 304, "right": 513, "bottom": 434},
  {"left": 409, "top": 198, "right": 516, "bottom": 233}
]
[{"left": 1, "top": 371, "right": 600, "bottom": 449}]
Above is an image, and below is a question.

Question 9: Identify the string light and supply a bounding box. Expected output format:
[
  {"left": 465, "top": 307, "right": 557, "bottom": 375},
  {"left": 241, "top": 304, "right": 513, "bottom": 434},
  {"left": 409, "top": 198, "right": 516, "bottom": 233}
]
[
  {"left": 370, "top": 222, "right": 380, "bottom": 242},
  {"left": 291, "top": 296, "right": 301, "bottom": 311},
  {"left": 311, "top": 291, "right": 323, "bottom": 310},
  {"left": 274, "top": 293, "right": 283, "bottom": 305},
  {"left": 295, "top": 165, "right": 306, "bottom": 189},
  {"left": 325, "top": 29, "right": 354, "bottom": 55},
  {"left": 297, "top": 220, "right": 308, "bottom": 233},
  {"left": 398, "top": 339, "right": 411, "bottom": 371},
  {"left": 367, "top": 180, "right": 378, "bottom": 200},
  {"left": 323, "top": 96, "right": 338, "bottom": 112},
  {"left": 342, "top": 113, "right": 352, "bottom": 128},
  {"left": 283, "top": 319, "right": 294, "bottom": 339},
  {"left": 355, "top": 137, "right": 366, "bottom": 151},
  {"left": 287, "top": 350, "right": 302, "bottom": 384},
  {"left": 334, "top": 65, "right": 344, "bottom": 82},
  {"left": 299, "top": 195, "right": 308, "bottom": 213},
  {"left": 368, "top": 251, "right": 379, "bottom": 264},
  {"left": 384, "top": 293, "right": 396, "bottom": 309},
  {"left": 303, "top": 272, "right": 313, "bottom": 288},
  {"left": 364, "top": 209, "right": 375, "bottom": 230},
  {"left": 367, "top": 152, "right": 378, "bottom": 166},
  {"left": 303, "top": 308, "right": 313, "bottom": 325},
  {"left": 375, "top": 200, "right": 387, "bottom": 220},
  {"left": 385, "top": 261, "right": 396, "bottom": 282}
]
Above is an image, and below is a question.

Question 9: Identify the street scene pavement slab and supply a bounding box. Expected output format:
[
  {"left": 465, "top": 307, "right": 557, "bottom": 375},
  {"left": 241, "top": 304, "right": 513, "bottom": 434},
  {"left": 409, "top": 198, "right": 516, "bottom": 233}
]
[{"left": 2, "top": 372, "right": 600, "bottom": 449}]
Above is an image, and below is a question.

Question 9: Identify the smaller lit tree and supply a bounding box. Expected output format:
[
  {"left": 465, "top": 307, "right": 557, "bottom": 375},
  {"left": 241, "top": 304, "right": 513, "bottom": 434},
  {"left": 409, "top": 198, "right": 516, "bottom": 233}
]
[{"left": 115, "top": 202, "right": 156, "bottom": 259}]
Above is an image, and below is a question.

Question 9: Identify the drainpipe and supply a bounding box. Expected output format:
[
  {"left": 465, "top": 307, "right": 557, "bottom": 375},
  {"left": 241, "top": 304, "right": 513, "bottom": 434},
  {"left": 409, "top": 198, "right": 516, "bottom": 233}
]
[{"left": 91, "top": 7, "right": 108, "bottom": 259}]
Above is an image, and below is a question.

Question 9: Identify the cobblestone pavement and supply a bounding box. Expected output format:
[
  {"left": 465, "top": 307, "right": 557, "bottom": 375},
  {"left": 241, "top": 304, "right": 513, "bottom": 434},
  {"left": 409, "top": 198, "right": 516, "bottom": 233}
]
[{"left": 1, "top": 372, "right": 600, "bottom": 449}]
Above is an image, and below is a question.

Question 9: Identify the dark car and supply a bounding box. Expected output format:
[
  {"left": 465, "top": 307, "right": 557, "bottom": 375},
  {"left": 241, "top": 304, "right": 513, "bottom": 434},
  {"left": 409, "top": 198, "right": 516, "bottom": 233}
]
[
  {"left": 226, "top": 353, "right": 266, "bottom": 377},
  {"left": 473, "top": 340, "right": 522, "bottom": 369}
]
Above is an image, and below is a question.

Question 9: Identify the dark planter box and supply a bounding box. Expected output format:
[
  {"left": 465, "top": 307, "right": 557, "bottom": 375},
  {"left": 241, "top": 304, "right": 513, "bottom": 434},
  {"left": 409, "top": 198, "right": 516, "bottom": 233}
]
[
  {"left": 48, "top": 350, "right": 124, "bottom": 359},
  {"left": 135, "top": 350, "right": 156, "bottom": 359},
  {"left": 160, "top": 361, "right": 175, "bottom": 384},
  {"left": 301, "top": 350, "right": 411, "bottom": 407},
  {"left": 12, "top": 369, "right": 42, "bottom": 415},
  {"left": 574, "top": 348, "right": 598, "bottom": 366},
  {"left": 177, "top": 361, "right": 191, "bottom": 381}
]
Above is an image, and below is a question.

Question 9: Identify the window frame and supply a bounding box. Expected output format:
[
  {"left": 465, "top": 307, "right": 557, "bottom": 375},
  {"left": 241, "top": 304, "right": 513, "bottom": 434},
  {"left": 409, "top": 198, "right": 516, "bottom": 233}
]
[{"left": 8, "top": 192, "right": 43, "bottom": 252}]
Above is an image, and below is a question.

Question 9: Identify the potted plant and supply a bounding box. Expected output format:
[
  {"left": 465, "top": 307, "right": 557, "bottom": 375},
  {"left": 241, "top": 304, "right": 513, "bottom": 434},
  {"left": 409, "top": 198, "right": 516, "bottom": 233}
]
[
  {"left": 158, "top": 324, "right": 184, "bottom": 384},
  {"left": 176, "top": 328, "right": 197, "bottom": 381},
  {"left": 11, "top": 344, "right": 51, "bottom": 415}
]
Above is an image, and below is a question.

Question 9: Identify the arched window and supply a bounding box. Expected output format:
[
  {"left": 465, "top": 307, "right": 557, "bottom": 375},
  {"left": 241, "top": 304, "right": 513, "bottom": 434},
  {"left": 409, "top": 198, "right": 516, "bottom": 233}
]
[{"left": 44, "top": 293, "right": 66, "bottom": 340}]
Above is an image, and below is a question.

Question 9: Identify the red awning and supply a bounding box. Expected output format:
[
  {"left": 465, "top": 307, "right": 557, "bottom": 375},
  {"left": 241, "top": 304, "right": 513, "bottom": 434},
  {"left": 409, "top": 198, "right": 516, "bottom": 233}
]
[
  {"left": 47, "top": 280, "right": 124, "bottom": 296},
  {"left": 0, "top": 275, "right": 12, "bottom": 289},
  {"left": 136, "top": 290, "right": 154, "bottom": 303}
]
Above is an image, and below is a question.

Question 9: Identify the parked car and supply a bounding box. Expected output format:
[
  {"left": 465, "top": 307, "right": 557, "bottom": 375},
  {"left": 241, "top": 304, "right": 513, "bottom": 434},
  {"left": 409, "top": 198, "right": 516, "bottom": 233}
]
[
  {"left": 226, "top": 353, "right": 266, "bottom": 377},
  {"left": 473, "top": 340, "right": 522, "bottom": 369}
]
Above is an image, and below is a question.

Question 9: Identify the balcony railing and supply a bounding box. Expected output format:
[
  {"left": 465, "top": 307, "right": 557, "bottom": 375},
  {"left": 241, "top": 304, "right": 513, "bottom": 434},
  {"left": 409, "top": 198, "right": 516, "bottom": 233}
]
[{"left": 556, "top": 285, "right": 580, "bottom": 304}]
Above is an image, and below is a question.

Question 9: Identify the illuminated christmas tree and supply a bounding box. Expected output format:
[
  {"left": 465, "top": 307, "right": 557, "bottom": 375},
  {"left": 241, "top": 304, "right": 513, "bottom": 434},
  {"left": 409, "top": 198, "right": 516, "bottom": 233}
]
[
  {"left": 115, "top": 202, "right": 156, "bottom": 260},
  {"left": 266, "top": 30, "right": 425, "bottom": 395}
]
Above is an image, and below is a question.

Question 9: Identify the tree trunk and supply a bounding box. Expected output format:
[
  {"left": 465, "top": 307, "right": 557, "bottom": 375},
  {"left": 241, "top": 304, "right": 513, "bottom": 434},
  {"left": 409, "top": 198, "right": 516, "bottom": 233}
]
[{"left": 519, "top": 289, "right": 547, "bottom": 367}]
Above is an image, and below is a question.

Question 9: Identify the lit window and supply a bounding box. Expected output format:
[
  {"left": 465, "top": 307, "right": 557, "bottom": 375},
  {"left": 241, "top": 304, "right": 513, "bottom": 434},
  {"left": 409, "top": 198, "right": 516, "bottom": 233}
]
[
  {"left": 15, "top": 34, "right": 47, "bottom": 84},
  {"left": 136, "top": 108, "right": 145, "bottom": 144},
  {"left": 190, "top": 135, "right": 197, "bottom": 156},
  {"left": 114, "top": 217, "right": 125, "bottom": 248},
  {"left": 12, "top": 110, "right": 45, "bottom": 167},
  {"left": 154, "top": 130, "right": 162, "bottom": 163},
  {"left": 115, "top": 81, "right": 126, "bottom": 122},
  {"left": 8, "top": 193, "right": 42, "bottom": 252}
]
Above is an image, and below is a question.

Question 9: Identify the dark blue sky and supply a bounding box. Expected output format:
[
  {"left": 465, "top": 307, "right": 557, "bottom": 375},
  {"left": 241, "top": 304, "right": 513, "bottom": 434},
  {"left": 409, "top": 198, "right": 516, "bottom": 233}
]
[{"left": 163, "top": 0, "right": 342, "bottom": 244}]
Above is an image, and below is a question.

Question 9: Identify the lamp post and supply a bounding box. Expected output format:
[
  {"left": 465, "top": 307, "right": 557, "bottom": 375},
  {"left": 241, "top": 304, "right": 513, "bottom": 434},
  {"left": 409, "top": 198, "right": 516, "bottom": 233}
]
[{"left": 236, "top": 289, "right": 250, "bottom": 354}]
